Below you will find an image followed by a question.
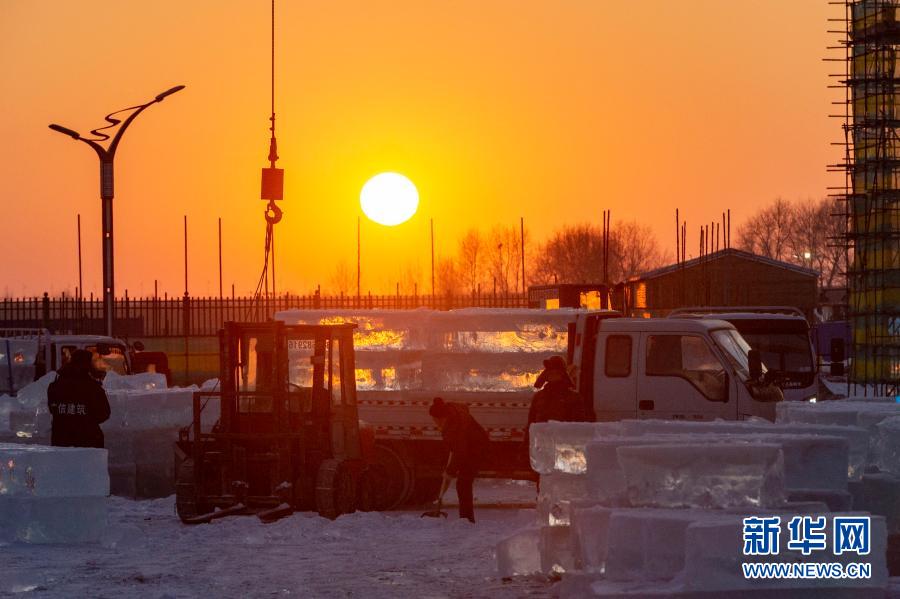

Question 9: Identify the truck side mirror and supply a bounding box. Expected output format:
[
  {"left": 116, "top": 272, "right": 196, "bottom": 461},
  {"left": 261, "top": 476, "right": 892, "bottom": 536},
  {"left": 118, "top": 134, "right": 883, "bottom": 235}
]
[
  {"left": 748, "top": 349, "right": 762, "bottom": 381},
  {"left": 830, "top": 338, "right": 845, "bottom": 377}
]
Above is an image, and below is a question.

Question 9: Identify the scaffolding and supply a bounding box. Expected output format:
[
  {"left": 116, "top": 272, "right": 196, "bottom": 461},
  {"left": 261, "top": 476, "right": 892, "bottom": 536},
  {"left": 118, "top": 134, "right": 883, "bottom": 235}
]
[{"left": 830, "top": 0, "right": 900, "bottom": 395}]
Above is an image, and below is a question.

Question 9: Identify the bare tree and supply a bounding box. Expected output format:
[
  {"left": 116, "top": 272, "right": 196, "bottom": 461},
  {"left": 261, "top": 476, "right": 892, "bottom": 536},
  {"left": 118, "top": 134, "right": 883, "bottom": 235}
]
[
  {"left": 399, "top": 262, "right": 422, "bottom": 295},
  {"left": 436, "top": 257, "right": 462, "bottom": 295},
  {"left": 533, "top": 224, "right": 604, "bottom": 284},
  {"left": 740, "top": 197, "right": 846, "bottom": 289},
  {"left": 609, "top": 220, "right": 665, "bottom": 281},
  {"left": 788, "top": 198, "right": 846, "bottom": 289},
  {"left": 457, "top": 229, "right": 484, "bottom": 294},
  {"left": 487, "top": 225, "right": 524, "bottom": 294},
  {"left": 737, "top": 197, "right": 794, "bottom": 261},
  {"left": 328, "top": 260, "right": 354, "bottom": 295}
]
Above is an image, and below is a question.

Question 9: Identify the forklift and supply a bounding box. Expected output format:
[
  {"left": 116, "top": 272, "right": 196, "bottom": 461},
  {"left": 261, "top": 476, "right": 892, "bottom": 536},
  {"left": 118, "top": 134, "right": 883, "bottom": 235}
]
[{"left": 174, "top": 321, "right": 381, "bottom": 523}]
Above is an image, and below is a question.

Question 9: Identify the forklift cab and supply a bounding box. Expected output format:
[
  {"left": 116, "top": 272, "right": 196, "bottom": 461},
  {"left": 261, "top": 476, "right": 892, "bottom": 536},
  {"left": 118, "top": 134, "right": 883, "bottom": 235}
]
[
  {"left": 176, "top": 321, "right": 370, "bottom": 523},
  {"left": 227, "top": 322, "right": 361, "bottom": 460}
]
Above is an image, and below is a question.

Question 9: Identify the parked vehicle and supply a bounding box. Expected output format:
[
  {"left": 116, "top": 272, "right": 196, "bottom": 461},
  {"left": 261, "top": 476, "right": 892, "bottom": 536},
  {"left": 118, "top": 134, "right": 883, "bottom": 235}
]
[
  {"left": 0, "top": 328, "right": 170, "bottom": 394},
  {"left": 175, "top": 321, "right": 375, "bottom": 523},
  {"left": 276, "top": 308, "right": 585, "bottom": 508},
  {"left": 570, "top": 314, "right": 783, "bottom": 422},
  {"left": 667, "top": 307, "right": 817, "bottom": 402},
  {"left": 273, "top": 308, "right": 782, "bottom": 509}
]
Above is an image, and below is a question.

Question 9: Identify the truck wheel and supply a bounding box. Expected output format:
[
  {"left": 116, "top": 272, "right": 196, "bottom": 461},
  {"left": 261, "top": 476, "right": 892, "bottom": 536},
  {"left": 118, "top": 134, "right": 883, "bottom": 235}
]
[
  {"left": 175, "top": 458, "right": 208, "bottom": 523},
  {"left": 316, "top": 459, "right": 356, "bottom": 520},
  {"left": 373, "top": 443, "right": 413, "bottom": 510}
]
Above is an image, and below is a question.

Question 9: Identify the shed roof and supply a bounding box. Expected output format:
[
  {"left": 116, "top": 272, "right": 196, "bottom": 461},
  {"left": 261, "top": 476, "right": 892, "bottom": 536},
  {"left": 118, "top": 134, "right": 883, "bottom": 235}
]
[{"left": 630, "top": 248, "right": 819, "bottom": 282}]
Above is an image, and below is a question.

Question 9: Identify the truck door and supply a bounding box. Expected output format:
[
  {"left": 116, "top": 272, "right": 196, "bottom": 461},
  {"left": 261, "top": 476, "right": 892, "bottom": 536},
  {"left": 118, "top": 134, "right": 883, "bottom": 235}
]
[
  {"left": 637, "top": 333, "right": 733, "bottom": 421},
  {"left": 592, "top": 332, "right": 638, "bottom": 421}
]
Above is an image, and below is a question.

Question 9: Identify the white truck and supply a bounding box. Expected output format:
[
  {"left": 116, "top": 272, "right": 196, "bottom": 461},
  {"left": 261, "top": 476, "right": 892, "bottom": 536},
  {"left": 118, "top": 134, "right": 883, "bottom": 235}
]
[
  {"left": 276, "top": 309, "right": 782, "bottom": 507},
  {"left": 667, "top": 307, "right": 818, "bottom": 402},
  {"left": 570, "top": 313, "right": 783, "bottom": 423},
  {"left": 0, "top": 328, "right": 168, "bottom": 395}
]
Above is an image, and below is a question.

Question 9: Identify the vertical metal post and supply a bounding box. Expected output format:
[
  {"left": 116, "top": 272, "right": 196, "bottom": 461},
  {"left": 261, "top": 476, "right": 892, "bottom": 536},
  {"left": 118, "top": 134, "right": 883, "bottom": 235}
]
[
  {"left": 77, "top": 214, "right": 83, "bottom": 304},
  {"left": 183, "top": 215, "right": 189, "bottom": 381},
  {"left": 101, "top": 160, "right": 115, "bottom": 337},
  {"left": 520, "top": 217, "right": 526, "bottom": 295},
  {"left": 356, "top": 216, "right": 361, "bottom": 306},
  {"left": 183, "top": 215, "right": 189, "bottom": 296},
  {"left": 675, "top": 209, "right": 680, "bottom": 264},
  {"left": 218, "top": 217, "right": 223, "bottom": 300},
  {"left": 430, "top": 218, "right": 435, "bottom": 299}
]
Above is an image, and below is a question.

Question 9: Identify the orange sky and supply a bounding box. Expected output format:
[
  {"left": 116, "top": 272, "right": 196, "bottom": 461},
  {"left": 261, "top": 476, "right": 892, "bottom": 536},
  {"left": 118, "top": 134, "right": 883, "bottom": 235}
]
[{"left": 1, "top": 0, "right": 838, "bottom": 297}]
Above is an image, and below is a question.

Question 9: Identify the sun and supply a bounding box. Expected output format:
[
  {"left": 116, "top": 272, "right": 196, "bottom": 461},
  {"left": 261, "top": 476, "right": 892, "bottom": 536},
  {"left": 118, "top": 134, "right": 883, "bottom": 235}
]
[{"left": 360, "top": 172, "right": 419, "bottom": 226}]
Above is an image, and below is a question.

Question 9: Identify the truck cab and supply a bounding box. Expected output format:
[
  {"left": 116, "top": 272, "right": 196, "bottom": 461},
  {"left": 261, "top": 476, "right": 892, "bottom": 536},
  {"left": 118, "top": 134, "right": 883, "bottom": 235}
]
[
  {"left": 570, "top": 314, "right": 783, "bottom": 422},
  {"left": 667, "top": 307, "right": 817, "bottom": 402}
]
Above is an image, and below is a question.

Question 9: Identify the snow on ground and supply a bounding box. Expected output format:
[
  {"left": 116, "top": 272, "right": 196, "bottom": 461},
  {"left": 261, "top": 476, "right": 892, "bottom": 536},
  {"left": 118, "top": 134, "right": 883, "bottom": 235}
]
[{"left": 1, "top": 480, "right": 553, "bottom": 599}]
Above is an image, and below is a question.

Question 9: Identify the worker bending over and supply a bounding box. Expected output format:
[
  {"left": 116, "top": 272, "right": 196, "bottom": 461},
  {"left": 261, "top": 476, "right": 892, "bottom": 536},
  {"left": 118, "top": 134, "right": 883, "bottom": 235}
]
[{"left": 429, "top": 397, "right": 490, "bottom": 523}]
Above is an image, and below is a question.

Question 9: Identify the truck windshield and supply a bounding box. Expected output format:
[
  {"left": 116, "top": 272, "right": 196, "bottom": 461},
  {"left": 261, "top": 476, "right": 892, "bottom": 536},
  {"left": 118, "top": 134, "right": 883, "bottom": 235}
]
[
  {"left": 724, "top": 319, "right": 814, "bottom": 376},
  {"left": 735, "top": 332, "right": 813, "bottom": 374},
  {"left": 711, "top": 329, "right": 759, "bottom": 380}
]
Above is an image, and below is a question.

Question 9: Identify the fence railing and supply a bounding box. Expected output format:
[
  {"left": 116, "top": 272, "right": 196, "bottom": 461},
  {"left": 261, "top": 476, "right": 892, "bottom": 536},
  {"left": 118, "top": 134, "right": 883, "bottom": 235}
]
[{"left": 0, "top": 292, "right": 529, "bottom": 338}]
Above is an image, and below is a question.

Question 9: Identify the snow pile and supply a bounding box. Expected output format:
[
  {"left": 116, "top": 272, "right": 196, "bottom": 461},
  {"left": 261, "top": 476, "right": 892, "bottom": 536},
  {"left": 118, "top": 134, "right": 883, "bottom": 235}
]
[
  {"left": 498, "top": 418, "right": 892, "bottom": 596},
  {"left": 2, "top": 489, "right": 539, "bottom": 597},
  {"left": 0, "top": 443, "right": 108, "bottom": 543}
]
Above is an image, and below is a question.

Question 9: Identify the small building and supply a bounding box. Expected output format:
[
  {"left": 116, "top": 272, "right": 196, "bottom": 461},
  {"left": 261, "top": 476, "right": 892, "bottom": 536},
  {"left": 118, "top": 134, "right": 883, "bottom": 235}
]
[
  {"left": 528, "top": 283, "right": 619, "bottom": 310},
  {"left": 627, "top": 248, "right": 819, "bottom": 318}
]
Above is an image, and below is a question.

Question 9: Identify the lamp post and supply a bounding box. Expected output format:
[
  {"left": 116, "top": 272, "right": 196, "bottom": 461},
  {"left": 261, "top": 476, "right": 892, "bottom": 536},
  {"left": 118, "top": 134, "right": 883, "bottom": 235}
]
[{"left": 49, "top": 85, "right": 185, "bottom": 336}]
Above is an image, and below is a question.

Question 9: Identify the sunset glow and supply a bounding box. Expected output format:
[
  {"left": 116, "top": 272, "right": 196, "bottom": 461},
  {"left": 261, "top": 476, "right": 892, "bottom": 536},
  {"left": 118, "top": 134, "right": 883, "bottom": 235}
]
[{"left": 1, "top": 0, "right": 837, "bottom": 296}]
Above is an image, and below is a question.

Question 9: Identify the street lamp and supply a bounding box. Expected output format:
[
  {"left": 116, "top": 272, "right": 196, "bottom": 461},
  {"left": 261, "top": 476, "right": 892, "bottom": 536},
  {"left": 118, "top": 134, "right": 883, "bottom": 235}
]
[{"left": 49, "top": 85, "right": 185, "bottom": 337}]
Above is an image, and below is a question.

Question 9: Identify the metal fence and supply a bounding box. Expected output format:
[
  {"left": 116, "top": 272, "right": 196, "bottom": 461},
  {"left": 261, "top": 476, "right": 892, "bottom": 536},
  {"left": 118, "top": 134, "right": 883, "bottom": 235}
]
[{"left": 0, "top": 292, "right": 529, "bottom": 338}]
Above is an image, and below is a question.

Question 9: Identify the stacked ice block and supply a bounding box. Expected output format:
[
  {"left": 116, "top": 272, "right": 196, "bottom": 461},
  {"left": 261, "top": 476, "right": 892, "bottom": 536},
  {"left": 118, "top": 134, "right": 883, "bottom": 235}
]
[
  {"left": 0, "top": 373, "right": 217, "bottom": 498},
  {"left": 778, "top": 399, "right": 900, "bottom": 536},
  {"left": 497, "top": 416, "right": 893, "bottom": 596},
  {"left": 103, "top": 383, "right": 218, "bottom": 498},
  {"left": 0, "top": 443, "right": 108, "bottom": 543}
]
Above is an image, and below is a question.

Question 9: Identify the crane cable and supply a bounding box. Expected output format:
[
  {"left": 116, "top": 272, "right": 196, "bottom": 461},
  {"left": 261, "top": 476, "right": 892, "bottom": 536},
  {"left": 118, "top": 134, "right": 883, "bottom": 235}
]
[{"left": 248, "top": 0, "right": 282, "bottom": 320}]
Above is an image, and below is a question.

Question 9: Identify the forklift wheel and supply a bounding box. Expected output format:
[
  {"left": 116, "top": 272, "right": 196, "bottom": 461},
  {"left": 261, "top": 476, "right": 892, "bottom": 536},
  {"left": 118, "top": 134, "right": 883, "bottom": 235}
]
[
  {"left": 175, "top": 458, "right": 208, "bottom": 523},
  {"left": 316, "top": 459, "right": 357, "bottom": 520}
]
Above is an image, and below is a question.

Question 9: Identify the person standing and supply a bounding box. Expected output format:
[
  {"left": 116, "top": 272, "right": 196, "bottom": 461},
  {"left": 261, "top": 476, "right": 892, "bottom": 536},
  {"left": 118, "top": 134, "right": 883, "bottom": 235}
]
[
  {"left": 525, "top": 355, "right": 589, "bottom": 466},
  {"left": 47, "top": 349, "right": 111, "bottom": 448},
  {"left": 528, "top": 355, "right": 588, "bottom": 426},
  {"left": 429, "top": 397, "right": 490, "bottom": 523}
]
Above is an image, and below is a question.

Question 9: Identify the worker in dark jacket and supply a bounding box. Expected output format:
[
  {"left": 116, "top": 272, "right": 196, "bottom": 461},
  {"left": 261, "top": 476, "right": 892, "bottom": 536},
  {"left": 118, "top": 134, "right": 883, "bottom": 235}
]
[
  {"left": 429, "top": 397, "right": 490, "bottom": 523},
  {"left": 525, "top": 355, "right": 589, "bottom": 463},
  {"left": 528, "top": 356, "right": 587, "bottom": 425},
  {"left": 47, "top": 349, "right": 111, "bottom": 448}
]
